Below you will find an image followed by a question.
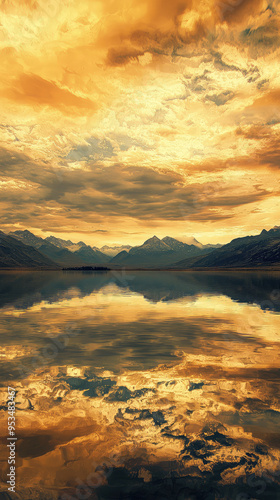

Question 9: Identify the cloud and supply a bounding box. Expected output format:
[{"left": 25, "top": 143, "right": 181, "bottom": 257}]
[
  {"left": 211, "top": 51, "right": 260, "bottom": 80},
  {"left": 106, "top": 47, "right": 145, "bottom": 66},
  {"left": 0, "top": 0, "right": 280, "bottom": 243},
  {"left": 0, "top": 0, "right": 38, "bottom": 12},
  {"left": 100, "top": 0, "right": 268, "bottom": 68},
  {"left": 217, "top": 0, "right": 265, "bottom": 25},
  {"left": 67, "top": 137, "right": 116, "bottom": 161},
  {"left": 235, "top": 123, "right": 280, "bottom": 170},
  {"left": 100, "top": 1, "right": 206, "bottom": 68},
  {"left": 0, "top": 145, "right": 273, "bottom": 231},
  {"left": 241, "top": 19, "right": 280, "bottom": 56},
  {"left": 236, "top": 124, "right": 272, "bottom": 139},
  {"left": 3, "top": 73, "right": 98, "bottom": 114},
  {"left": 205, "top": 90, "right": 235, "bottom": 106},
  {"left": 251, "top": 88, "right": 280, "bottom": 108},
  {"left": 257, "top": 138, "right": 280, "bottom": 169},
  {"left": 111, "top": 134, "right": 151, "bottom": 152},
  {"left": 245, "top": 89, "right": 280, "bottom": 125}
]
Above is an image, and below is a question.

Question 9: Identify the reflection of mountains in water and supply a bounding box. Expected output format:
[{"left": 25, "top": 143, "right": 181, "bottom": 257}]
[{"left": 0, "top": 270, "right": 280, "bottom": 312}]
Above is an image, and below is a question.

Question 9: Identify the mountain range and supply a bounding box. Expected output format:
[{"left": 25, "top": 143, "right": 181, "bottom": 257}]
[
  {"left": 174, "top": 226, "right": 280, "bottom": 269},
  {"left": 9, "top": 230, "right": 110, "bottom": 267},
  {"left": 110, "top": 235, "right": 210, "bottom": 267},
  {"left": 0, "top": 226, "right": 279, "bottom": 269},
  {"left": 0, "top": 231, "right": 57, "bottom": 269}
]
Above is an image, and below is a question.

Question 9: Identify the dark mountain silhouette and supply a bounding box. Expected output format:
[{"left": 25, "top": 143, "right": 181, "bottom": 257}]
[
  {"left": 110, "top": 235, "right": 207, "bottom": 267},
  {"left": 5, "top": 226, "right": 280, "bottom": 269},
  {"left": 175, "top": 227, "right": 280, "bottom": 268},
  {"left": 73, "top": 244, "right": 110, "bottom": 264},
  {"left": 37, "top": 242, "right": 86, "bottom": 267},
  {"left": 110, "top": 250, "right": 130, "bottom": 265},
  {"left": 10, "top": 231, "right": 86, "bottom": 266},
  {"left": 0, "top": 232, "right": 57, "bottom": 268}
]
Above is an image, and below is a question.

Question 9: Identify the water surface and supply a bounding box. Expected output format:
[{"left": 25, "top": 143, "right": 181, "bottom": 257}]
[{"left": 0, "top": 271, "right": 280, "bottom": 499}]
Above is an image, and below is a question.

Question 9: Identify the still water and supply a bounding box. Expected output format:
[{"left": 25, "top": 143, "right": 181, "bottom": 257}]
[{"left": 0, "top": 270, "right": 280, "bottom": 499}]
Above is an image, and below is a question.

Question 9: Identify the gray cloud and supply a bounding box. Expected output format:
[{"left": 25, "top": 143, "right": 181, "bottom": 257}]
[
  {"left": 211, "top": 51, "right": 260, "bottom": 83},
  {"left": 67, "top": 137, "right": 116, "bottom": 162},
  {"left": 205, "top": 90, "right": 235, "bottom": 106},
  {"left": 240, "top": 20, "right": 280, "bottom": 56},
  {"left": 0, "top": 147, "right": 273, "bottom": 229},
  {"left": 110, "top": 133, "right": 152, "bottom": 152}
]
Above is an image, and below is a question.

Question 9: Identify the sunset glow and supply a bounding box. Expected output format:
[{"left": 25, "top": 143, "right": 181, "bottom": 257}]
[{"left": 0, "top": 0, "right": 280, "bottom": 246}]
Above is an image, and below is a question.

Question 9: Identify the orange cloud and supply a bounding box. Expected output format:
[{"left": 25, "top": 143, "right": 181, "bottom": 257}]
[
  {"left": 106, "top": 47, "right": 145, "bottom": 66},
  {"left": 251, "top": 89, "right": 280, "bottom": 108},
  {"left": 3, "top": 73, "right": 98, "bottom": 115},
  {"left": 219, "top": 0, "right": 266, "bottom": 25},
  {"left": 101, "top": 0, "right": 205, "bottom": 66},
  {"left": 0, "top": 0, "right": 279, "bottom": 245},
  {"left": 0, "top": 0, "right": 38, "bottom": 11},
  {"left": 100, "top": 0, "right": 267, "bottom": 67}
]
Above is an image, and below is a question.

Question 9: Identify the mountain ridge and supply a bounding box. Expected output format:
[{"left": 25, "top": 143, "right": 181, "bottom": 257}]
[
  {"left": 9, "top": 230, "right": 109, "bottom": 267},
  {"left": 110, "top": 235, "right": 210, "bottom": 267},
  {"left": 174, "top": 227, "right": 280, "bottom": 269},
  {"left": 2, "top": 227, "right": 280, "bottom": 269},
  {"left": 0, "top": 232, "right": 58, "bottom": 268}
]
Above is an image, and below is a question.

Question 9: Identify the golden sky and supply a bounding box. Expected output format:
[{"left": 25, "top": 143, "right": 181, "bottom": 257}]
[{"left": 0, "top": 0, "right": 280, "bottom": 246}]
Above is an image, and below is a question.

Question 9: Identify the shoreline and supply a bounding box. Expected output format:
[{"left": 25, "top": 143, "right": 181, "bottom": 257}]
[{"left": 1, "top": 266, "right": 280, "bottom": 272}]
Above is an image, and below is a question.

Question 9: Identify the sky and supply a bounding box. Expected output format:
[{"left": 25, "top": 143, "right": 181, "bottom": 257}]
[{"left": 0, "top": 0, "right": 280, "bottom": 247}]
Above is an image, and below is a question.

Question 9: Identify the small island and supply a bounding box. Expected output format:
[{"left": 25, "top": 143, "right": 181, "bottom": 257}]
[{"left": 62, "top": 266, "right": 111, "bottom": 271}]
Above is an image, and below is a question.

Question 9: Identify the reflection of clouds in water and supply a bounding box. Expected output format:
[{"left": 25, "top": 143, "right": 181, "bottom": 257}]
[
  {"left": 0, "top": 289, "right": 280, "bottom": 379},
  {"left": 0, "top": 271, "right": 280, "bottom": 497},
  {"left": 0, "top": 355, "right": 280, "bottom": 497}
]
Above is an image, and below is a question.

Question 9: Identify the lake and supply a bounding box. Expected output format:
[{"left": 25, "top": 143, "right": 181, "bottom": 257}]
[{"left": 0, "top": 270, "right": 280, "bottom": 499}]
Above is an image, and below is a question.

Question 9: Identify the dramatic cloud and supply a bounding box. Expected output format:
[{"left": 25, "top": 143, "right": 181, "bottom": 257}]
[{"left": 0, "top": 0, "right": 279, "bottom": 245}]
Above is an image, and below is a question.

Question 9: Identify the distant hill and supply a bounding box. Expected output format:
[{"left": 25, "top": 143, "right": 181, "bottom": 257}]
[
  {"left": 174, "top": 227, "right": 280, "bottom": 268},
  {"left": 110, "top": 236, "right": 208, "bottom": 268},
  {"left": 0, "top": 232, "right": 57, "bottom": 268}
]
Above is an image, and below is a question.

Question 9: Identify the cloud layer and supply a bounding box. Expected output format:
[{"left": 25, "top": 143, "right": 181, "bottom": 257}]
[{"left": 0, "top": 0, "right": 280, "bottom": 245}]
